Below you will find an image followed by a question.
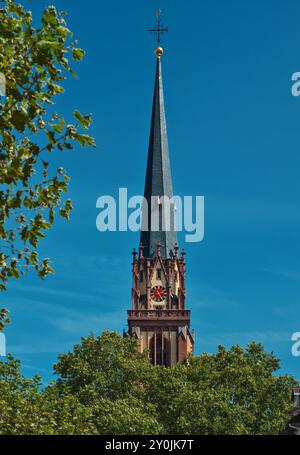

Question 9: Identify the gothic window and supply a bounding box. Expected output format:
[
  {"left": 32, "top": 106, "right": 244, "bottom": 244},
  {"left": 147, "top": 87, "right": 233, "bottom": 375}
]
[
  {"left": 157, "top": 269, "right": 161, "bottom": 279},
  {"left": 149, "top": 333, "right": 170, "bottom": 367},
  {"left": 171, "top": 294, "right": 179, "bottom": 309},
  {"left": 140, "top": 271, "right": 144, "bottom": 282}
]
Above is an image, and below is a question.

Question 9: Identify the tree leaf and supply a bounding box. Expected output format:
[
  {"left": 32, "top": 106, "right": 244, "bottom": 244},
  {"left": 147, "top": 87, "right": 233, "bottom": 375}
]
[{"left": 72, "top": 48, "right": 85, "bottom": 61}]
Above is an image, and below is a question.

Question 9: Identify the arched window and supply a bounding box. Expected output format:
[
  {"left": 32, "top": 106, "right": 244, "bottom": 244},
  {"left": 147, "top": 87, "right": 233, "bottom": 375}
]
[
  {"left": 171, "top": 294, "right": 179, "bottom": 309},
  {"left": 149, "top": 332, "right": 170, "bottom": 367}
]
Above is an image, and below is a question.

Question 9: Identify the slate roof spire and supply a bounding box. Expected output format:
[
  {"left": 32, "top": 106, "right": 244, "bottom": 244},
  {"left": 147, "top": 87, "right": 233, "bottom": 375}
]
[{"left": 140, "top": 48, "right": 178, "bottom": 259}]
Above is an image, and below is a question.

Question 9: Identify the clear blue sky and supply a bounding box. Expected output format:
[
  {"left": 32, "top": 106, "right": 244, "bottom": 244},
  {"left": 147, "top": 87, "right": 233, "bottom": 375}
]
[{"left": 4, "top": 0, "right": 300, "bottom": 382}]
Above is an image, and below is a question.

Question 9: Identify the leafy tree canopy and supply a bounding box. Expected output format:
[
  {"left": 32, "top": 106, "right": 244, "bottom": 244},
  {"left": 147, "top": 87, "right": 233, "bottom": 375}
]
[
  {"left": 0, "top": 0, "right": 95, "bottom": 315},
  {"left": 0, "top": 333, "right": 296, "bottom": 435}
]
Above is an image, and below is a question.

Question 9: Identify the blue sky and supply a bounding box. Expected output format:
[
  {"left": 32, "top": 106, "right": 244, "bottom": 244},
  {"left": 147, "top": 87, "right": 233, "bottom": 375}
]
[{"left": 3, "top": 0, "right": 300, "bottom": 382}]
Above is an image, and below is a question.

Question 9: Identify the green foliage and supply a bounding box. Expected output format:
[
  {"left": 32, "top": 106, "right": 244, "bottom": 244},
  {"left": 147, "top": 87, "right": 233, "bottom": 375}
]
[
  {"left": 0, "top": 0, "right": 96, "bottom": 306},
  {"left": 0, "top": 334, "right": 296, "bottom": 435},
  {"left": 53, "top": 334, "right": 298, "bottom": 435},
  {"left": 54, "top": 332, "right": 155, "bottom": 403},
  {"left": 150, "top": 343, "right": 296, "bottom": 435},
  {"left": 0, "top": 355, "right": 96, "bottom": 434},
  {"left": 0, "top": 307, "right": 10, "bottom": 330},
  {"left": 85, "top": 397, "right": 162, "bottom": 435}
]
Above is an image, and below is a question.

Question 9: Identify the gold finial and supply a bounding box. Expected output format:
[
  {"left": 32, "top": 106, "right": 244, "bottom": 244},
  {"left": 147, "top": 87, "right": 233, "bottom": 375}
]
[
  {"left": 155, "top": 46, "right": 164, "bottom": 58},
  {"left": 157, "top": 9, "right": 161, "bottom": 17}
]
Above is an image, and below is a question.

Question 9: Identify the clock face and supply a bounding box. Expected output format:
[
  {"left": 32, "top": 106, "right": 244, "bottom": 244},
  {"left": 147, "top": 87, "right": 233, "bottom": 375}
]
[{"left": 151, "top": 285, "right": 166, "bottom": 302}]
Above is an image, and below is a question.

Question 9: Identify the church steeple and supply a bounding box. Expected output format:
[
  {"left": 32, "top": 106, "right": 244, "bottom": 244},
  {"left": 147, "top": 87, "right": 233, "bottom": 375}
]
[
  {"left": 140, "top": 49, "right": 177, "bottom": 259},
  {"left": 127, "top": 12, "right": 194, "bottom": 367}
]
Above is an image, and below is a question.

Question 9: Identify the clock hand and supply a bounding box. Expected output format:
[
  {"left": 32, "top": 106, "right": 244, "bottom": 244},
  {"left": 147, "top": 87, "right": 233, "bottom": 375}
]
[{"left": 157, "top": 289, "right": 163, "bottom": 299}]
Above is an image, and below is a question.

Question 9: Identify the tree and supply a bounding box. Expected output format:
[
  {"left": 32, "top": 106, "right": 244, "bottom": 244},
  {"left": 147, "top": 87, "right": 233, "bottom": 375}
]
[
  {"left": 0, "top": 333, "right": 162, "bottom": 435},
  {"left": 54, "top": 331, "right": 162, "bottom": 434},
  {"left": 0, "top": 354, "right": 96, "bottom": 434},
  {"left": 0, "top": 0, "right": 95, "bottom": 302},
  {"left": 54, "top": 332, "right": 154, "bottom": 401},
  {"left": 0, "top": 334, "right": 296, "bottom": 434},
  {"left": 54, "top": 333, "right": 297, "bottom": 435},
  {"left": 150, "top": 343, "right": 297, "bottom": 435},
  {"left": 83, "top": 397, "right": 162, "bottom": 435}
]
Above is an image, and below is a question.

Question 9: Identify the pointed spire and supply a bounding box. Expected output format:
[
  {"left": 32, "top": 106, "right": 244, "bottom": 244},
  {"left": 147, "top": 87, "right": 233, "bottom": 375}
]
[{"left": 140, "top": 52, "right": 177, "bottom": 258}]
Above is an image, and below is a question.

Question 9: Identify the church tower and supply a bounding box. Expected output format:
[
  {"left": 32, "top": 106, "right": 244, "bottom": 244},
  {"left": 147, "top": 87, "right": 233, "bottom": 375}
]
[{"left": 127, "top": 12, "right": 194, "bottom": 366}]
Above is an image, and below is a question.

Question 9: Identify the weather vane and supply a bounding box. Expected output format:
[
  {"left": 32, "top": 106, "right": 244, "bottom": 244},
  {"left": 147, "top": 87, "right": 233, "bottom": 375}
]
[{"left": 149, "top": 9, "right": 168, "bottom": 47}]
